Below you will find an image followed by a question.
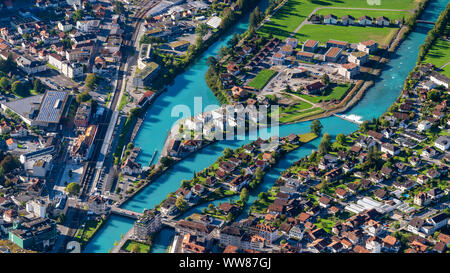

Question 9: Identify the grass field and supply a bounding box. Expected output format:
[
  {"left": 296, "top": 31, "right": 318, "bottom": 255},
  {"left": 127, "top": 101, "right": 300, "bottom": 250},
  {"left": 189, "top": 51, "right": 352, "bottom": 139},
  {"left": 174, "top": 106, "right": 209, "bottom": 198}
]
[
  {"left": 247, "top": 69, "right": 277, "bottom": 89},
  {"left": 295, "top": 24, "right": 399, "bottom": 46},
  {"left": 315, "top": 9, "right": 413, "bottom": 21},
  {"left": 74, "top": 219, "right": 103, "bottom": 246},
  {"left": 279, "top": 106, "right": 324, "bottom": 123},
  {"left": 299, "top": 83, "right": 351, "bottom": 103},
  {"left": 422, "top": 38, "right": 450, "bottom": 77},
  {"left": 257, "top": 0, "right": 420, "bottom": 40},
  {"left": 122, "top": 240, "right": 150, "bottom": 253}
]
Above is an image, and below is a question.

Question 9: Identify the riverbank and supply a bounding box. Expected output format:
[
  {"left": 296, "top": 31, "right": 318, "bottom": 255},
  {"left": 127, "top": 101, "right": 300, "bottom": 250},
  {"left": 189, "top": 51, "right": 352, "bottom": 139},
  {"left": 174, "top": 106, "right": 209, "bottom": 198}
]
[{"left": 83, "top": 0, "right": 449, "bottom": 253}]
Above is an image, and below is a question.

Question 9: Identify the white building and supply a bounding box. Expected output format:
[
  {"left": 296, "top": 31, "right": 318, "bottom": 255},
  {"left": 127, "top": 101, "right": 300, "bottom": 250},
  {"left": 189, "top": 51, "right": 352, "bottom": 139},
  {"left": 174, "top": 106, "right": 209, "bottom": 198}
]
[
  {"left": 430, "top": 71, "right": 450, "bottom": 88},
  {"left": 26, "top": 199, "right": 47, "bottom": 218},
  {"left": 417, "top": 120, "right": 432, "bottom": 132},
  {"left": 434, "top": 135, "right": 450, "bottom": 151},
  {"left": 58, "top": 21, "right": 73, "bottom": 32}
]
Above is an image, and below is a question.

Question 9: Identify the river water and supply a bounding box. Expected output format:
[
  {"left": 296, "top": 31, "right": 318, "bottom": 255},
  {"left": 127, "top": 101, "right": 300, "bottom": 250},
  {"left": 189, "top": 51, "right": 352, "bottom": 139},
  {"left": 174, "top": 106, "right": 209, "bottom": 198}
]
[{"left": 83, "top": 0, "right": 448, "bottom": 253}]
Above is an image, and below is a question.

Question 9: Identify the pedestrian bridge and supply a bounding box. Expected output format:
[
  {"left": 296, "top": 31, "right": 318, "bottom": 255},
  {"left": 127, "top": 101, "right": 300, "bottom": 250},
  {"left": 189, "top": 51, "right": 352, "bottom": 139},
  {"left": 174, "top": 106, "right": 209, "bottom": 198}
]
[{"left": 416, "top": 20, "right": 435, "bottom": 25}]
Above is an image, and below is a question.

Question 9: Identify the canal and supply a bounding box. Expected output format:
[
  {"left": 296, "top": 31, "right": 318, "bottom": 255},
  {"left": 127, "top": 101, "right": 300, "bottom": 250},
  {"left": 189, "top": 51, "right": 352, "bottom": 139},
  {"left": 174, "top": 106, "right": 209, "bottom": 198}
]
[{"left": 83, "top": 0, "right": 449, "bottom": 253}]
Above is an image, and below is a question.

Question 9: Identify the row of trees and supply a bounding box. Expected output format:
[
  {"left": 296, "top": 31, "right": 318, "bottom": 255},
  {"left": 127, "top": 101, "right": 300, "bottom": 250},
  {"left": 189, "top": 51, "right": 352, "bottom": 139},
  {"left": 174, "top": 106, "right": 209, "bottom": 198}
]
[
  {"left": 248, "top": 6, "right": 264, "bottom": 32},
  {"left": 417, "top": 3, "right": 449, "bottom": 63},
  {"left": 0, "top": 77, "right": 46, "bottom": 98}
]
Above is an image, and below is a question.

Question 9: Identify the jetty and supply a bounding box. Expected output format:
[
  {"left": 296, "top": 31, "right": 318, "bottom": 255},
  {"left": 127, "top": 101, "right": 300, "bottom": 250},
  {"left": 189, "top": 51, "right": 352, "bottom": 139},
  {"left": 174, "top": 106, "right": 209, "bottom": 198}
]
[{"left": 148, "top": 149, "right": 157, "bottom": 166}]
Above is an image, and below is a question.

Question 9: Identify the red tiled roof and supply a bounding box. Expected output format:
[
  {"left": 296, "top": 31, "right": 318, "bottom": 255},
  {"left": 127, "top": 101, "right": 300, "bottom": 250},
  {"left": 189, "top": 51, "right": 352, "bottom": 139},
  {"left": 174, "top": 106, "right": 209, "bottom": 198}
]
[{"left": 303, "top": 40, "right": 318, "bottom": 48}]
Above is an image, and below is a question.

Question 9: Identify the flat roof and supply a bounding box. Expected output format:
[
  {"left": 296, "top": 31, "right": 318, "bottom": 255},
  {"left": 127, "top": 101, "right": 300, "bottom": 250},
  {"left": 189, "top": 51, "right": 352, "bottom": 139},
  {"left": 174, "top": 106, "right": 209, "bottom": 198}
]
[
  {"left": 137, "top": 62, "right": 159, "bottom": 79},
  {"left": 35, "top": 90, "right": 69, "bottom": 124},
  {"left": 207, "top": 16, "right": 222, "bottom": 29},
  {"left": 2, "top": 94, "right": 44, "bottom": 120}
]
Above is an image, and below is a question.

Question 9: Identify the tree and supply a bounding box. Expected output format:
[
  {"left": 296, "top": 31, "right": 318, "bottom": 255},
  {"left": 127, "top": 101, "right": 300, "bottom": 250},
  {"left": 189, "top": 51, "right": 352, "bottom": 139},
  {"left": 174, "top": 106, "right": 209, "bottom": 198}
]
[
  {"left": 336, "top": 133, "right": 346, "bottom": 146},
  {"left": 310, "top": 120, "right": 323, "bottom": 136},
  {"left": 72, "top": 9, "right": 84, "bottom": 22},
  {"left": 160, "top": 156, "right": 173, "bottom": 167},
  {"left": 318, "top": 133, "right": 332, "bottom": 154},
  {"left": 33, "top": 78, "right": 45, "bottom": 93},
  {"left": 85, "top": 73, "right": 100, "bottom": 90},
  {"left": 255, "top": 167, "right": 264, "bottom": 181},
  {"left": 0, "top": 155, "right": 21, "bottom": 176},
  {"left": 11, "top": 81, "right": 29, "bottom": 97},
  {"left": 66, "top": 182, "right": 81, "bottom": 195},
  {"left": 258, "top": 192, "right": 267, "bottom": 201},
  {"left": 240, "top": 187, "right": 249, "bottom": 203},
  {"left": 76, "top": 91, "right": 91, "bottom": 103},
  {"left": 321, "top": 74, "right": 330, "bottom": 85},
  {"left": 113, "top": 1, "right": 125, "bottom": 15},
  {"left": 176, "top": 196, "right": 187, "bottom": 211},
  {"left": 195, "top": 23, "right": 209, "bottom": 36},
  {"left": 223, "top": 148, "right": 233, "bottom": 158},
  {"left": 0, "top": 77, "right": 10, "bottom": 91},
  {"left": 131, "top": 244, "right": 141, "bottom": 253},
  {"left": 228, "top": 33, "right": 240, "bottom": 48}
]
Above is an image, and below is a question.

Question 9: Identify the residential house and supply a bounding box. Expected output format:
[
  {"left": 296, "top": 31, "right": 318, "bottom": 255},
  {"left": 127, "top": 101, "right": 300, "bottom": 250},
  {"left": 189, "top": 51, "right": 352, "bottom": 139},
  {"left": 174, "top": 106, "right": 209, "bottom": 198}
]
[
  {"left": 338, "top": 62, "right": 360, "bottom": 79},
  {"left": 324, "top": 14, "right": 338, "bottom": 24},
  {"left": 341, "top": 15, "right": 355, "bottom": 25},
  {"left": 302, "top": 40, "right": 319, "bottom": 53},
  {"left": 376, "top": 16, "right": 390, "bottom": 26},
  {"left": 357, "top": 40, "right": 378, "bottom": 54},
  {"left": 358, "top": 16, "right": 372, "bottom": 26}
]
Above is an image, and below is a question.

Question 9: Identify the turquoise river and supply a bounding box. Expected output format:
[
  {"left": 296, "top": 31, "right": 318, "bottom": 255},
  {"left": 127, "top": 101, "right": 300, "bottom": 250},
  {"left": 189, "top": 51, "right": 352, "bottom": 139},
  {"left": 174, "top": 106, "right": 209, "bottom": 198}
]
[{"left": 83, "top": 0, "right": 449, "bottom": 253}]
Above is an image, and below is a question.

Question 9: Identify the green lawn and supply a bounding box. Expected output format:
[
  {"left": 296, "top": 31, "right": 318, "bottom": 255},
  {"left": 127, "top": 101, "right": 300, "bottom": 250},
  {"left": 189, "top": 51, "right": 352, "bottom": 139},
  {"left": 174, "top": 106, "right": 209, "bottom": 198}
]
[
  {"left": 279, "top": 107, "right": 324, "bottom": 123},
  {"left": 122, "top": 240, "right": 150, "bottom": 253},
  {"left": 299, "top": 83, "right": 351, "bottom": 103},
  {"left": 281, "top": 101, "right": 313, "bottom": 112},
  {"left": 422, "top": 38, "right": 450, "bottom": 77},
  {"left": 118, "top": 92, "right": 128, "bottom": 111},
  {"left": 316, "top": 9, "right": 412, "bottom": 21},
  {"left": 247, "top": 69, "right": 277, "bottom": 90},
  {"left": 295, "top": 24, "right": 399, "bottom": 46},
  {"left": 257, "top": 0, "right": 420, "bottom": 40},
  {"left": 74, "top": 219, "right": 103, "bottom": 246}
]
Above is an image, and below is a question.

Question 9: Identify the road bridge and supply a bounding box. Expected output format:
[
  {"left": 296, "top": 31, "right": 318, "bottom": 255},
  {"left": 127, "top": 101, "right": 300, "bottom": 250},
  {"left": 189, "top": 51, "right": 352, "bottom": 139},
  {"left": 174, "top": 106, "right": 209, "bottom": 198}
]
[{"left": 110, "top": 207, "right": 143, "bottom": 220}]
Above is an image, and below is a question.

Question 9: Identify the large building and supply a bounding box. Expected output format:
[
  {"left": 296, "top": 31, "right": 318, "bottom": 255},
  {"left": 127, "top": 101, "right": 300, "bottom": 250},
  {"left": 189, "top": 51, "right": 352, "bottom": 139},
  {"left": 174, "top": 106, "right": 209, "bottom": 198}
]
[
  {"left": 324, "top": 47, "right": 342, "bottom": 62},
  {"left": 16, "top": 55, "right": 48, "bottom": 74},
  {"left": 133, "top": 61, "right": 160, "bottom": 87},
  {"left": 338, "top": 63, "right": 360, "bottom": 79},
  {"left": 71, "top": 124, "right": 98, "bottom": 162},
  {"left": 0, "top": 95, "right": 44, "bottom": 125},
  {"left": 74, "top": 102, "right": 91, "bottom": 129},
  {"left": 133, "top": 209, "right": 162, "bottom": 240},
  {"left": 9, "top": 217, "right": 57, "bottom": 251},
  {"left": 33, "top": 90, "right": 70, "bottom": 127}
]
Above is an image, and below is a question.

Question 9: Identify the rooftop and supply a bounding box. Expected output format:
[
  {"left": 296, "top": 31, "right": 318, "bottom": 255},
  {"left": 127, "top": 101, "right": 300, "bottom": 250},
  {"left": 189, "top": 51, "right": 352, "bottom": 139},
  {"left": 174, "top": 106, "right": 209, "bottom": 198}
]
[{"left": 35, "top": 90, "right": 69, "bottom": 124}]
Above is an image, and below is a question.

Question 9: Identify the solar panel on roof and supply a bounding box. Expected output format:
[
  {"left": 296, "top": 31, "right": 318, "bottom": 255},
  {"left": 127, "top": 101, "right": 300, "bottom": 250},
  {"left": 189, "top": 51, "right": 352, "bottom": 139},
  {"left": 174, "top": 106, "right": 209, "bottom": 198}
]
[{"left": 35, "top": 91, "right": 68, "bottom": 123}]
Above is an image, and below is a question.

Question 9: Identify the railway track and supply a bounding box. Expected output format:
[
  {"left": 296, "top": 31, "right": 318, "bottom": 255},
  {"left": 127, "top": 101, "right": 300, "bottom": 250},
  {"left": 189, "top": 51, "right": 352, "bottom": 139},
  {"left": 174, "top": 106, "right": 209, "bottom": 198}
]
[{"left": 78, "top": 0, "right": 157, "bottom": 200}]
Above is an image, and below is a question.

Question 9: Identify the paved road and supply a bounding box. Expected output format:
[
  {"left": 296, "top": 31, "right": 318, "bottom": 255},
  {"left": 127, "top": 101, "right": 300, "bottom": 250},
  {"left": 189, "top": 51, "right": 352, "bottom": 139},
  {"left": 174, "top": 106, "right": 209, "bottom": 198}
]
[{"left": 440, "top": 60, "right": 450, "bottom": 69}]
